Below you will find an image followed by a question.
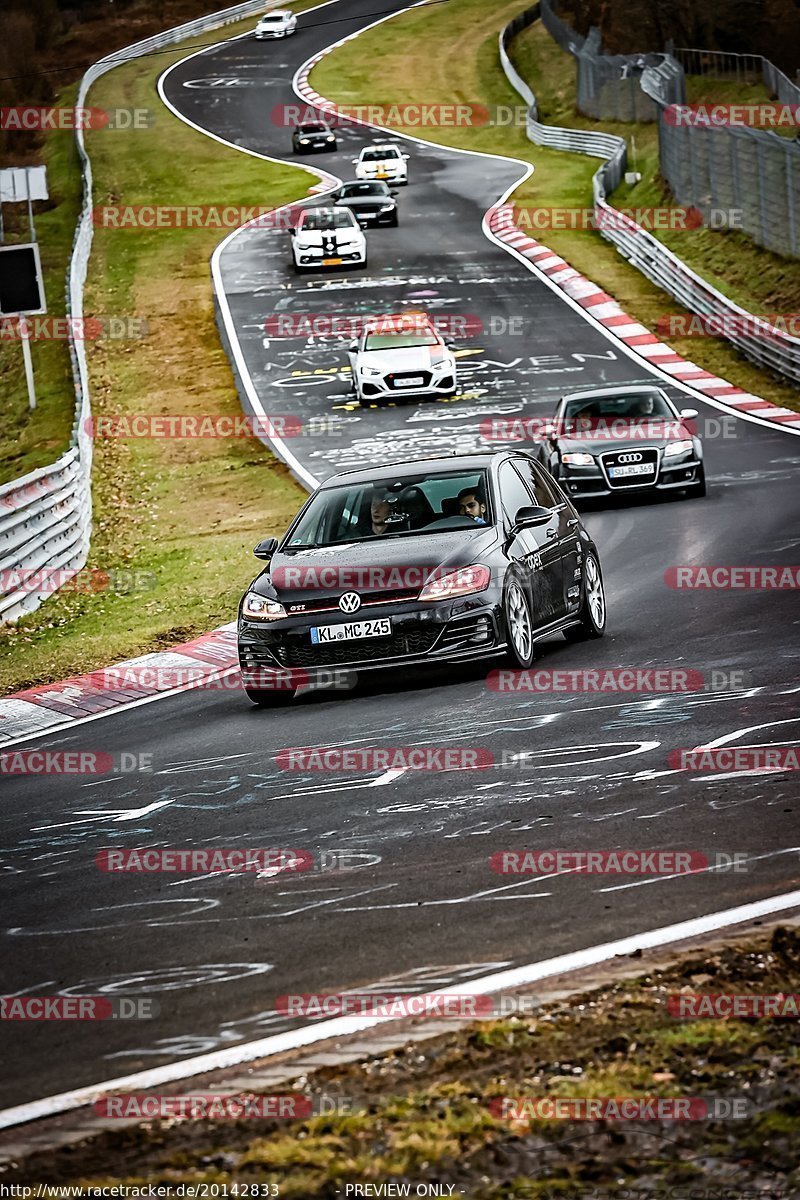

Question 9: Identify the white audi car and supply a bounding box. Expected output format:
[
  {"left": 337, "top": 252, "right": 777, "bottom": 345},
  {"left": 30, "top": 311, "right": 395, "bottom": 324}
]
[
  {"left": 254, "top": 9, "right": 297, "bottom": 38},
  {"left": 353, "top": 143, "right": 409, "bottom": 185},
  {"left": 290, "top": 207, "right": 367, "bottom": 274},
  {"left": 349, "top": 314, "right": 457, "bottom": 406}
]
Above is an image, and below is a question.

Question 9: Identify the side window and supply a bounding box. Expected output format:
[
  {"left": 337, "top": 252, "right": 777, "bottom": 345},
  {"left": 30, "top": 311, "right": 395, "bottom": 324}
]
[
  {"left": 331, "top": 489, "right": 363, "bottom": 540},
  {"left": 513, "top": 458, "right": 561, "bottom": 508},
  {"left": 498, "top": 462, "right": 535, "bottom": 526}
]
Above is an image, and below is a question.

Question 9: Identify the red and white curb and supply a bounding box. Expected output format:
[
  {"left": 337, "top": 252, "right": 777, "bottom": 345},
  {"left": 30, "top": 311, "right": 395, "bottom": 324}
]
[
  {"left": 0, "top": 625, "right": 239, "bottom": 747},
  {"left": 486, "top": 208, "right": 800, "bottom": 430}
]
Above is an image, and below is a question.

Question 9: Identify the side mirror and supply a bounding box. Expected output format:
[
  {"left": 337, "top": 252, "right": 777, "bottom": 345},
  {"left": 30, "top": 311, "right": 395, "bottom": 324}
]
[
  {"left": 513, "top": 505, "right": 553, "bottom": 529},
  {"left": 402, "top": 153, "right": 410, "bottom": 160},
  {"left": 254, "top": 537, "right": 278, "bottom": 560},
  {"left": 351, "top": 158, "right": 359, "bottom": 165},
  {"left": 680, "top": 408, "right": 698, "bottom": 419},
  {"left": 348, "top": 339, "right": 358, "bottom": 352},
  {"left": 390, "top": 190, "right": 399, "bottom": 197}
]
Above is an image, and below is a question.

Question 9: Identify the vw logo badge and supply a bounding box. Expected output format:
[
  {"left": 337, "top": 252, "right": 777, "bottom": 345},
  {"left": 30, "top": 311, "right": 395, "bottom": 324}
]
[
  {"left": 617, "top": 452, "right": 643, "bottom": 464},
  {"left": 339, "top": 591, "right": 361, "bottom": 614}
]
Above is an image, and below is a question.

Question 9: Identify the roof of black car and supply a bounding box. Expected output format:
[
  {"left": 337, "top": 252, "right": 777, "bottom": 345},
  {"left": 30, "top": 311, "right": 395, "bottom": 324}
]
[{"left": 320, "top": 451, "right": 520, "bottom": 487}]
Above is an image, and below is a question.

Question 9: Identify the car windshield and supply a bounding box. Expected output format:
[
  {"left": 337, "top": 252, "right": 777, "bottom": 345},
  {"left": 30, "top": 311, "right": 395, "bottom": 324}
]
[
  {"left": 361, "top": 147, "right": 400, "bottom": 161},
  {"left": 260, "top": 13, "right": 286, "bottom": 21},
  {"left": 364, "top": 330, "right": 438, "bottom": 350},
  {"left": 562, "top": 392, "right": 673, "bottom": 422},
  {"left": 299, "top": 124, "right": 328, "bottom": 133},
  {"left": 339, "top": 182, "right": 387, "bottom": 197},
  {"left": 284, "top": 471, "right": 493, "bottom": 549},
  {"left": 300, "top": 210, "right": 355, "bottom": 230}
]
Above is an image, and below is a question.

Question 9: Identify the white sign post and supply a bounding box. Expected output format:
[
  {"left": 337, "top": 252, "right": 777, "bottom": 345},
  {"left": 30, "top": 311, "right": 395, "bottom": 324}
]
[{"left": 0, "top": 166, "right": 49, "bottom": 411}]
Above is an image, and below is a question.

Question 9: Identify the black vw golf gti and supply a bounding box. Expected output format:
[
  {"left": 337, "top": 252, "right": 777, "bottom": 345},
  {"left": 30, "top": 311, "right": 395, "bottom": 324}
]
[{"left": 238, "top": 452, "right": 606, "bottom": 704}]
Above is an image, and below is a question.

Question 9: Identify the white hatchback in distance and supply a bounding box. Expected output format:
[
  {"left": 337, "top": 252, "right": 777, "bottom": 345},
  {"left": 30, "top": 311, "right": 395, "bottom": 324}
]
[
  {"left": 290, "top": 207, "right": 367, "bottom": 274},
  {"left": 349, "top": 314, "right": 457, "bottom": 406},
  {"left": 255, "top": 9, "right": 297, "bottom": 38},
  {"left": 353, "top": 144, "right": 409, "bottom": 185}
]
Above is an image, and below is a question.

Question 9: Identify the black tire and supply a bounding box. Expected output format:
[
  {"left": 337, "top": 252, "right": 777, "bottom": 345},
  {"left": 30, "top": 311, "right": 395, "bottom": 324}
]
[
  {"left": 245, "top": 687, "right": 296, "bottom": 707},
  {"left": 563, "top": 551, "right": 606, "bottom": 642},
  {"left": 685, "top": 464, "right": 706, "bottom": 499},
  {"left": 503, "top": 577, "right": 537, "bottom": 668},
  {"left": 389, "top": 213, "right": 399, "bottom": 227},
  {"left": 358, "top": 395, "right": 370, "bottom": 408}
]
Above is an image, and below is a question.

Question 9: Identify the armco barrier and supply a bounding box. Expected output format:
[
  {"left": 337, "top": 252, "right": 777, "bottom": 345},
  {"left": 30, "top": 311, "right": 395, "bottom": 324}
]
[
  {"left": 1, "top": 0, "right": 277, "bottom": 623},
  {"left": 499, "top": 5, "right": 800, "bottom": 387}
]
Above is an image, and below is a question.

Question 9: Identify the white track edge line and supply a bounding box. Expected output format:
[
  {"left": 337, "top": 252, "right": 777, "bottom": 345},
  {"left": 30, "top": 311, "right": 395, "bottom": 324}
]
[{"left": 3, "top": 887, "right": 799, "bottom": 1130}]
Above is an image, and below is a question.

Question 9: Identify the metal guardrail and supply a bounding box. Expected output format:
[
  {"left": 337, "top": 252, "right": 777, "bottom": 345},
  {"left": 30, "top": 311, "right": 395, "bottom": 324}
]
[
  {"left": 1, "top": 0, "right": 274, "bottom": 623},
  {"left": 499, "top": 4, "right": 800, "bottom": 387}
]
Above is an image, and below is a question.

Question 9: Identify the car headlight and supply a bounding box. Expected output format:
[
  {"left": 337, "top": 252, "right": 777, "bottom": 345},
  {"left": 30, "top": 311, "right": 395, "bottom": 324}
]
[
  {"left": 326, "top": 135, "right": 335, "bottom": 141},
  {"left": 419, "top": 565, "right": 491, "bottom": 602},
  {"left": 561, "top": 452, "right": 594, "bottom": 466},
  {"left": 242, "top": 593, "right": 287, "bottom": 621},
  {"left": 299, "top": 138, "right": 309, "bottom": 144},
  {"left": 663, "top": 439, "right": 694, "bottom": 458},
  {"left": 379, "top": 204, "right": 394, "bottom": 211},
  {"left": 360, "top": 364, "right": 382, "bottom": 376}
]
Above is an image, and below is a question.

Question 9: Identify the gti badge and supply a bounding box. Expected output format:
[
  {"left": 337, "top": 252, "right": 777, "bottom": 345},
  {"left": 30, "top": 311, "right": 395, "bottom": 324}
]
[{"left": 338, "top": 592, "right": 361, "bottom": 614}]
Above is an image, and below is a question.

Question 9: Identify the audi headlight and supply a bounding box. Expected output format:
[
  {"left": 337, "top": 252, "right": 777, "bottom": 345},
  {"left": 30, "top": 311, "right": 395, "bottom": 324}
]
[
  {"left": 663, "top": 439, "right": 693, "bottom": 458},
  {"left": 561, "top": 452, "right": 594, "bottom": 466},
  {"left": 326, "top": 135, "right": 335, "bottom": 142},
  {"left": 299, "top": 138, "right": 309, "bottom": 145},
  {"left": 419, "top": 565, "right": 491, "bottom": 602},
  {"left": 242, "top": 593, "right": 287, "bottom": 621},
  {"left": 379, "top": 204, "right": 394, "bottom": 211},
  {"left": 360, "top": 364, "right": 382, "bottom": 376}
]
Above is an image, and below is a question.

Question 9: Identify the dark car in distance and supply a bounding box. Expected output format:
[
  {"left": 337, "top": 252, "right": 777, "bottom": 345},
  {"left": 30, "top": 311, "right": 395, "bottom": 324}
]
[
  {"left": 536, "top": 384, "right": 705, "bottom": 501},
  {"left": 292, "top": 121, "right": 337, "bottom": 153},
  {"left": 329, "top": 180, "right": 399, "bottom": 227},
  {"left": 238, "top": 452, "right": 606, "bottom": 704}
]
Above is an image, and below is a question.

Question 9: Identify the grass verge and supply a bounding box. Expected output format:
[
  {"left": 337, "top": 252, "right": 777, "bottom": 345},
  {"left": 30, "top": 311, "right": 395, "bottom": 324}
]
[
  {"left": 310, "top": 0, "right": 800, "bottom": 412},
  {"left": 7, "top": 927, "right": 800, "bottom": 1193},
  {"left": 0, "top": 8, "right": 322, "bottom": 695}
]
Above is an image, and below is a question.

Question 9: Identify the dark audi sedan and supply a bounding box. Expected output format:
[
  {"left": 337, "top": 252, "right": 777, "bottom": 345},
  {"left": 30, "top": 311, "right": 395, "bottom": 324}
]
[
  {"left": 238, "top": 452, "right": 606, "bottom": 704},
  {"left": 328, "top": 180, "right": 399, "bottom": 227},
  {"left": 292, "top": 121, "right": 337, "bottom": 153},
  {"left": 536, "top": 385, "right": 705, "bottom": 501}
]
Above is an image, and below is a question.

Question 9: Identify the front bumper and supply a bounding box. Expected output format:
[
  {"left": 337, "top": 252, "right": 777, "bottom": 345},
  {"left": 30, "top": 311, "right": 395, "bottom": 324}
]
[
  {"left": 558, "top": 456, "right": 703, "bottom": 500},
  {"left": 294, "top": 246, "right": 367, "bottom": 268},
  {"left": 255, "top": 29, "right": 290, "bottom": 38},
  {"left": 294, "top": 141, "right": 337, "bottom": 152},
  {"left": 355, "top": 167, "right": 407, "bottom": 184},
  {"left": 357, "top": 366, "right": 456, "bottom": 401},
  {"left": 239, "top": 598, "right": 504, "bottom": 681}
]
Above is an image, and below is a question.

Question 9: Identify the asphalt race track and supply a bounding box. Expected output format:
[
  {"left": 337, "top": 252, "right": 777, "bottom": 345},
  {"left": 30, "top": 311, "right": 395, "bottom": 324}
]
[{"left": 1, "top": 0, "right": 799, "bottom": 1113}]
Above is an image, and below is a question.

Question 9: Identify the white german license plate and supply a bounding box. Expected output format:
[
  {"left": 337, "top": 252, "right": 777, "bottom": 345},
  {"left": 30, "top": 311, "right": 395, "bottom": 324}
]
[
  {"left": 322, "top": 257, "right": 343, "bottom": 265},
  {"left": 311, "top": 618, "right": 392, "bottom": 644},
  {"left": 394, "top": 376, "right": 424, "bottom": 388},
  {"left": 609, "top": 463, "right": 654, "bottom": 478}
]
